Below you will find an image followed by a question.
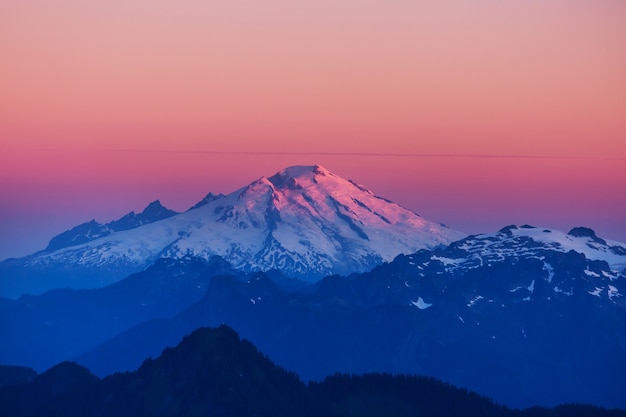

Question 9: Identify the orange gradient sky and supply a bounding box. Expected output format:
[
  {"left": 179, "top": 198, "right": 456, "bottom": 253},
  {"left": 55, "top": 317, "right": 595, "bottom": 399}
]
[{"left": 1, "top": 0, "right": 625, "bottom": 259}]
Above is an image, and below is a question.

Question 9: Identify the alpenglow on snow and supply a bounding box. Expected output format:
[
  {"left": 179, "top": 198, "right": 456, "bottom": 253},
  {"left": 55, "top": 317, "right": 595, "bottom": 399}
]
[{"left": 0, "top": 165, "right": 465, "bottom": 297}]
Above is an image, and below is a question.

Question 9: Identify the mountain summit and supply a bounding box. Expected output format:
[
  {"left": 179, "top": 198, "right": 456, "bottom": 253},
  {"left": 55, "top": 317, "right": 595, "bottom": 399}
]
[
  {"left": 0, "top": 165, "right": 464, "bottom": 297},
  {"left": 45, "top": 200, "right": 178, "bottom": 251}
]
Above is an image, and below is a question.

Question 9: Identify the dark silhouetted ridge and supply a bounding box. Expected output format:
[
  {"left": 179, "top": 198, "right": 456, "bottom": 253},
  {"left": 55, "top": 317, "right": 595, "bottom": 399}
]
[{"left": 2, "top": 326, "right": 625, "bottom": 417}]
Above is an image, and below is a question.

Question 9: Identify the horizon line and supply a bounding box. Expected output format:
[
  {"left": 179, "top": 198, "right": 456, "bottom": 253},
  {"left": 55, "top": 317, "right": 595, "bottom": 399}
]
[{"left": 93, "top": 149, "right": 625, "bottom": 161}]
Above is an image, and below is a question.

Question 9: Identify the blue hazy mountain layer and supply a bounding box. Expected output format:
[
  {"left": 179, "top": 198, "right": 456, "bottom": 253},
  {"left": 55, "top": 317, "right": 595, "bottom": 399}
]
[
  {"left": 71, "top": 228, "right": 626, "bottom": 409},
  {"left": 0, "top": 256, "right": 237, "bottom": 371},
  {"left": 2, "top": 326, "right": 624, "bottom": 417},
  {"left": 1, "top": 225, "right": 625, "bottom": 409}
]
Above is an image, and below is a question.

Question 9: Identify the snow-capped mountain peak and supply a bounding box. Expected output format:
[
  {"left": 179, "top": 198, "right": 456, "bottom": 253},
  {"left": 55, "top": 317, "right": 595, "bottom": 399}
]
[
  {"left": 172, "top": 165, "right": 464, "bottom": 274},
  {"left": 393, "top": 224, "right": 626, "bottom": 316},
  {"left": 403, "top": 224, "right": 626, "bottom": 276},
  {"left": 44, "top": 200, "right": 178, "bottom": 252},
  {"left": 461, "top": 225, "right": 626, "bottom": 271},
  {"left": 396, "top": 224, "right": 626, "bottom": 306},
  {"left": 1, "top": 165, "right": 465, "bottom": 297}
]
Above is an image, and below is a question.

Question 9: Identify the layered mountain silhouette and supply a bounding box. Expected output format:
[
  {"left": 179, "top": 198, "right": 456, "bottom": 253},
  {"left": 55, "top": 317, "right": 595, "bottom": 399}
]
[
  {"left": 0, "top": 256, "right": 238, "bottom": 371},
  {"left": 2, "top": 326, "right": 624, "bottom": 417},
  {"left": 1, "top": 165, "right": 625, "bottom": 411},
  {"left": 0, "top": 165, "right": 463, "bottom": 298},
  {"left": 0, "top": 365, "right": 36, "bottom": 389},
  {"left": 69, "top": 225, "right": 626, "bottom": 409},
  {"left": 1, "top": 223, "right": 624, "bottom": 408}
]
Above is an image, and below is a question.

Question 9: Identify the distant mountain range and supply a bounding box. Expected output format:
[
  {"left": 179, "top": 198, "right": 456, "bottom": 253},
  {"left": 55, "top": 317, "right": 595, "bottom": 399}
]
[
  {"left": 65, "top": 224, "right": 624, "bottom": 409},
  {"left": 1, "top": 223, "right": 624, "bottom": 408},
  {"left": 0, "top": 165, "right": 463, "bottom": 298},
  {"left": 45, "top": 200, "right": 179, "bottom": 251},
  {"left": 2, "top": 326, "right": 624, "bottom": 417},
  {"left": 0, "top": 256, "right": 237, "bottom": 371},
  {"left": 0, "top": 165, "right": 625, "bottom": 410}
]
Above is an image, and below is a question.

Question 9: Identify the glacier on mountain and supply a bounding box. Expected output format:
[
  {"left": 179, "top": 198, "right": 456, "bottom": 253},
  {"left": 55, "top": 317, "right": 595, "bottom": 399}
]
[{"left": 0, "top": 165, "right": 464, "bottom": 297}]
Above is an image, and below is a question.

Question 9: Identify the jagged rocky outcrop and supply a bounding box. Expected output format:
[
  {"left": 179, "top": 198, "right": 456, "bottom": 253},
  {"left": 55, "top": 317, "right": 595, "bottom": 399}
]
[{"left": 45, "top": 200, "right": 178, "bottom": 251}]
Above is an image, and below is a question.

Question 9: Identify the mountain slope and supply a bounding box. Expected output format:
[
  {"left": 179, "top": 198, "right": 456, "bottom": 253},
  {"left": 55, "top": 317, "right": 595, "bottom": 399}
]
[
  {"left": 3, "top": 326, "right": 623, "bottom": 417},
  {"left": 0, "top": 256, "right": 237, "bottom": 372},
  {"left": 0, "top": 365, "right": 37, "bottom": 389},
  {"left": 45, "top": 200, "right": 178, "bottom": 251},
  {"left": 0, "top": 165, "right": 463, "bottom": 297},
  {"left": 76, "top": 225, "right": 626, "bottom": 409}
]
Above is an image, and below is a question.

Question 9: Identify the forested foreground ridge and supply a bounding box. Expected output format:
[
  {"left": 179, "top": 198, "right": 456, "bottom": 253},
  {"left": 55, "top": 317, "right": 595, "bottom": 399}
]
[{"left": 0, "top": 326, "right": 624, "bottom": 417}]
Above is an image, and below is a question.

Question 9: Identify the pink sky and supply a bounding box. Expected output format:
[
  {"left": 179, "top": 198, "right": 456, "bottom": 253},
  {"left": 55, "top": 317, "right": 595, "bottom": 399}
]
[{"left": 1, "top": 0, "right": 625, "bottom": 259}]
